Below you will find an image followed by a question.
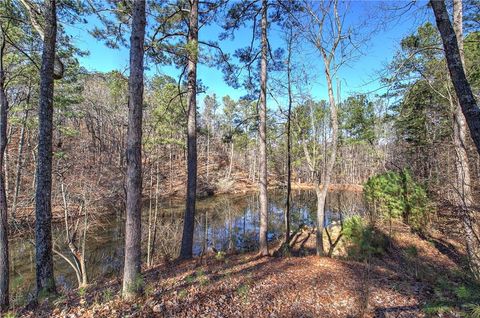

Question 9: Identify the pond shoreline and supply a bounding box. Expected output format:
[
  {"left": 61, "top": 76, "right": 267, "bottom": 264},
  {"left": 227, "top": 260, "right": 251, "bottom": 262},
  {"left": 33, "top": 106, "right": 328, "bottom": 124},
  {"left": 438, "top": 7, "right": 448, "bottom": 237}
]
[
  {"left": 8, "top": 182, "right": 363, "bottom": 235},
  {"left": 9, "top": 188, "right": 365, "bottom": 300}
]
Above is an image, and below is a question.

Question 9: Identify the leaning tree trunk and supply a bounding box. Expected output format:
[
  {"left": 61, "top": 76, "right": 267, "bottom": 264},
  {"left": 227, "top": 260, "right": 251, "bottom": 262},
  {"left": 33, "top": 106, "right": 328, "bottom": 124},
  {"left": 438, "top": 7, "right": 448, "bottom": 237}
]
[
  {"left": 122, "top": 0, "right": 146, "bottom": 299},
  {"left": 430, "top": 0, "right": 480, "bottom": 154},
  {"left": 180, "top": 0, "right": 199, "bottom": 260},
  {"left": 0, "top": 25, "right": 9, "bottom": 311},
  {"left": 35, "top": 0, "right": 57, "bottom": 296},
  {"left": 258, "top": 0, "right": 269, "bottom": 256},
  {"left": 451, "top": 0, "right": 480, "bottom": 281}
]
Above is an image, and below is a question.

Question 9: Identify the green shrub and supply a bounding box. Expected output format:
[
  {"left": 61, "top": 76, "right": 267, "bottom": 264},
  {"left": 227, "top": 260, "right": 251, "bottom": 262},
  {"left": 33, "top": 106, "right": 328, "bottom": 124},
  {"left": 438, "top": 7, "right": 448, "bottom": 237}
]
[
  {"left": 215, "top": 251, "right": 226, "bottom": 261},
  {"left": 102, "top": 288, "right": 114, "bottom": 302},
  {"left": 342, "top": 216, "right": 387, "bottom": 260},
  {"left": 364, "top": 169, "right": 430, "bottom": 231},
  {"left": 423, "top": 276, "right": 480, "bottom": 317}
]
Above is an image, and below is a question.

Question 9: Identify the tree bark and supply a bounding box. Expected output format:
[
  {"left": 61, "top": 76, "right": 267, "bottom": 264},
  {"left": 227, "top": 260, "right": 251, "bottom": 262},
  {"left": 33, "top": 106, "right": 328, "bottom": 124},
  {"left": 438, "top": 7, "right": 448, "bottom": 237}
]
[
  {"left": 180, "top": 0, "right": 199, "bottom": 259},
  {"left": 35, "top": 0, "right": 57, "bottom": 296},
  {"left": 430, "top": 0, "right": 480, "bottom": 154},
  {"left": 315, "top": 63, "right": 339, "bottom": 256},
  {"left": 122, "top": 0, "right": 146, "bottom": 299},
  {"left": 150, "top": 161, "right": 160, "bottom": 265},
  {"left": 258, "top": 0, "right": 269, "bottom": 257},
  {"left": 206, "top": 126, "right": 210, "bottom": 182},
  {"left": 12, "top": 109, "right": 29, "bottom": 220},
  {"left": 147, "top": 169, "right": 153, "bottom": 267},
  {"left": 0, "top": 25, "right": 10, "bottom": 311},
  {"left": 451, "top": 0, "right": 480, "bottom": 281},
  {"left": 228, "top": 141, "right": 234, "bottom": 179},
  {"left": 285, "top": 28, "right": 293, "bottom": 245}
]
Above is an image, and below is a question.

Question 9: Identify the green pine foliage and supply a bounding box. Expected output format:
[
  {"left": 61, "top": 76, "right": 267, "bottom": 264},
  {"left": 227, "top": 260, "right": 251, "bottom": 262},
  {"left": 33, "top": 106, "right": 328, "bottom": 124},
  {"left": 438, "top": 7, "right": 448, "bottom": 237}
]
[
  {"left": 342, "top": 216, "right": 387, "bottom": 260},
  {"left": 364, "top": 170, "right": 431, "bottom": 231}
]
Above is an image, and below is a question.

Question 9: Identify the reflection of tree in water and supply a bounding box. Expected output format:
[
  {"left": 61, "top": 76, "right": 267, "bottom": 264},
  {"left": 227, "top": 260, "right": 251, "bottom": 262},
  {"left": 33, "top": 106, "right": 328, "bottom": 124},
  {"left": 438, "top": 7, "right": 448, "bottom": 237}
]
[{"left": 9, "top": 190, "right": 365, "bottom": 296}]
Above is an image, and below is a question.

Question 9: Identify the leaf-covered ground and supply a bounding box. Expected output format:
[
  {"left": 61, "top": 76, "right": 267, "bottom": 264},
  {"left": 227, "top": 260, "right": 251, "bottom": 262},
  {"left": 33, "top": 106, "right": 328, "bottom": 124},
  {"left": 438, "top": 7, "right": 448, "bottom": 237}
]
[{"left": 15, "top": 223, "right": 472, "bottom": 318}]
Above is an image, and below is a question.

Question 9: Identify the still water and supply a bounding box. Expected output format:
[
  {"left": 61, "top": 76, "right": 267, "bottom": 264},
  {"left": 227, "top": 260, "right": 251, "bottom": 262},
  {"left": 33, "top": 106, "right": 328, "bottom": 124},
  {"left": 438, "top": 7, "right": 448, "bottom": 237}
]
[{"left": 9, "top": 189, "right": 364, "bottom": 300}]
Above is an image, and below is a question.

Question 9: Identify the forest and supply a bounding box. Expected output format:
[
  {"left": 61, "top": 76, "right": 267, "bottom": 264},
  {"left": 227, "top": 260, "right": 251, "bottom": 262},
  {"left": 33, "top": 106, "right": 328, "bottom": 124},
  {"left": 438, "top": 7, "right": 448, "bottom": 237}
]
[{"left": 0, "top": 0, "right": 479, "bottom": 317}]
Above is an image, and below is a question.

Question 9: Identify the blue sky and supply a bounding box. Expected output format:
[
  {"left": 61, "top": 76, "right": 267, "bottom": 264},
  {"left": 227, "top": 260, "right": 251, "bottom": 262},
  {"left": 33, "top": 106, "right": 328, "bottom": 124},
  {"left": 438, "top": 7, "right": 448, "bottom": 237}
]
[{"left": 64, "top": 1, "right": 432, "bottom": 108}]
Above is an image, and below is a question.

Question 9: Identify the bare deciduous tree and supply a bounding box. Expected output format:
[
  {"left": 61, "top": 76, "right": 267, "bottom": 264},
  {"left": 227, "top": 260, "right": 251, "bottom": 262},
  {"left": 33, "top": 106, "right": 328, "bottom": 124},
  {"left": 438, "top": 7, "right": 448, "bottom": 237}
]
[{"left": 299, "top": 0, "right": 355, "bottom": 255}]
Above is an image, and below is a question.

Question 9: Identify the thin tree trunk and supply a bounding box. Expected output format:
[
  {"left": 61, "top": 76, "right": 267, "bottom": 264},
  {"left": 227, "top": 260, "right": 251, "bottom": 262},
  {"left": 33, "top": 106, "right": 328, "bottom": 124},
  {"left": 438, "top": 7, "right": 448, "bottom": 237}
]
[
  {"left": 12, "top": 109, "right": 29, "bottom": 220},
  {"left": 80, "top": 202, "right": 88, "bottom": 286},
  {"left": 61, "top": 183, "right": 88, "bottom": 288},
  {"left": 0, "top": 25, "right": 10, "bottom": 311},
  {"left": 122, "top": 0, "right": 146, "bottom": 299},
  {"left": 285, "top": 28, "right": 293, "bottom": 245},
  {"left": 258, "top": 0, "right": 269, "bottom": 256},
  {"left": 228, "top": 141, "right": 234, "bottom": 179},
  {"left": 315, "top": 64, "right": 339, "bottom": 256},
  {"left": 150, "top": 161, "right": 159, "bottom": 264},
  {"left": 252, "top": 140, "right": 257, "bottom": 182},
  {"left": 169, "top": 140, "right": 173, "bottom": 191},
  {"left": 35, "top": 0, "right": 57, "bottom": 296},
  {"left": 203, "top": 210, "right": 208, "bottom": 254},
  {"left": 430, "top": 0, "right": 480, "bottom": 154},
  {"left": 180, "top": 0, "right": 199, "bottom": 259},
  {"left": 206, "top": 127, "right": 210, "bottom": 183},
  {"left": 147, "top": 169, "right": 153, "bottom": 267},
  {"left": 4, "top": 126, "right": 11, "bottom": 201},
  {"left": 451, "top": 0, "right": 480, "bottom": 280}
]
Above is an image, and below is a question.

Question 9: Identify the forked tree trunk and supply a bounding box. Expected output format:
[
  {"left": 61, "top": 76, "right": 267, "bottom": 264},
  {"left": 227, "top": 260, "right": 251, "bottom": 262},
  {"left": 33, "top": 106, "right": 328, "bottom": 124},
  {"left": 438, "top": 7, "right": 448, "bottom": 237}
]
[
  {"left": 122, "top": 0, "right": 146, "bottom": 299},
  {"left": 0, "top": 25, "right": 10, "bottom": 311},
  {"left": 60, "top": 184, "right": 88, "bottom": 289},
  {"left": 315, "top": 62, "right": 339, "bottom": 256},
  {"left": 35, "top": 0, "right": 57, "bottom": 296},
  {"left": 258, "top": 0, "right": 269, "bottom": 256},
  {"left": 180, "top": 0, "right": 199, "bottom": 259}
]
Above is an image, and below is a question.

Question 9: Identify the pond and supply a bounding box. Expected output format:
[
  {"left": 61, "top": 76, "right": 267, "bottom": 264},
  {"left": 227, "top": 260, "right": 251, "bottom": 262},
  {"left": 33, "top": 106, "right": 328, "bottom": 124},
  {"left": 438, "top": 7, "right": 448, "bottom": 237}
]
[{"left": 8, "top": 189, "right": 364, "bottom": 302}]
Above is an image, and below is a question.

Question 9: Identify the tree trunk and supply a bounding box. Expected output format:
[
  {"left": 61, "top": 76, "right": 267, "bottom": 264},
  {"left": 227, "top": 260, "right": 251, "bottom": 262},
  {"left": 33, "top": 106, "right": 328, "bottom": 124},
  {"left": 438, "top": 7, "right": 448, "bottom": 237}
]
[
  {"left": 316, "top": 63, "right": 339, "bottom": 257},
  {"left": 180, "top": 0, "right": 198, "bottom": 259},
  {"left": 4, "top": 127, "right": 10, "bottom": 201},
  {"left": 228, "top": 141, "right": 234, "bottom": 179},
  {"left": 451, "top": 0, "right": 480, "bottom": 281},
  {"left": 35, "top": 0, "right": 57, "bottom": 296},
  {"left": 122, "top": 0, "right": 146, "bottom": 299},
  {"left": 80, "top": 203, "right": 88, "bottom": 287},
  {"left": 147, "top": 169, "right": 153, "bottom": 267},
  {"left": 0, "top": 25, "right": 9, "bottom": 311},
  {"left": 206, "top": 127, "right": 210, "bottom": 183},
  {"left": 150, "top": 161, "right": 159, "bottom": 264},
  {"left": 314, "top": 184, "right": 325, "bottom": 255},
  {"left": 169, "top": 140, "right": 173, "bottom": 191},
  {"left": 285, "top": 29, "right": 293, "bottom": 245},
  {"left": 258, "top": 0, "right": 269, "bottom": 257},
  {"left": 12, "top": 109, "right": 29, "bottom": 220},
  {"left": 430, "top": 0, "right": 480, "bottom": 154}
]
